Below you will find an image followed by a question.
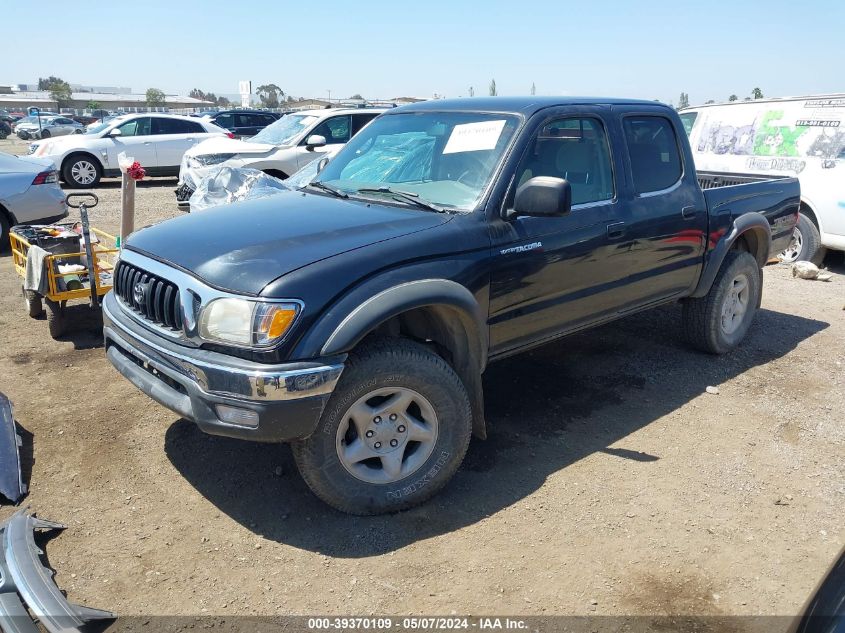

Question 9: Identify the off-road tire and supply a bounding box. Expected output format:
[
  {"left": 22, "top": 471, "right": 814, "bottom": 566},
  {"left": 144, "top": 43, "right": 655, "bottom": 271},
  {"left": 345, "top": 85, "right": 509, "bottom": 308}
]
[
  {"left": 23, "top": 287, "right": 43, "bottom": 318},
  {"left": 779, "top": 213, "right": 826, "bottom": 265},
  {"left": 62, "top": 153, "right": 102, "bottom": 188},
  {"left": 292, "top": 337, "right": 472, "bottom": 515},
  {"left": 45, "top": 299, "right": 66, "bottom": 339},
  {"left": 682, "top": 251, "right": 761, "bottom": 354}
]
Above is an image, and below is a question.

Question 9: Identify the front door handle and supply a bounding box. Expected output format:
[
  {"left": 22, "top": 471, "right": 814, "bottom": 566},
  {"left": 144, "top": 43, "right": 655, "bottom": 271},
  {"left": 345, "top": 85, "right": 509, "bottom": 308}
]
[
  {"left": 607, "top": 221, "right": 626, "bottom": 239},
  {"left": 682, "top": 206, "right": 698, "bottom": 219}
]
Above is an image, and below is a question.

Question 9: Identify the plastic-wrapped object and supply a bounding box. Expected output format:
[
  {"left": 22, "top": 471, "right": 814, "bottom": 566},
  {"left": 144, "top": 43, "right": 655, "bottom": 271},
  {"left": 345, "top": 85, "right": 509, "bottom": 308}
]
[{"left": 188, "top": 167, "right": 289, "bottom": 212}]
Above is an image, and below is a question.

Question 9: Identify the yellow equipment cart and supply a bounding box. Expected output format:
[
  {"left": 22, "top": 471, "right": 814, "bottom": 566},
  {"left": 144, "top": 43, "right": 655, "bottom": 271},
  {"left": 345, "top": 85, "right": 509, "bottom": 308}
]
[{"left": 9, "top": 193, "right": 118, "bottom": 339}]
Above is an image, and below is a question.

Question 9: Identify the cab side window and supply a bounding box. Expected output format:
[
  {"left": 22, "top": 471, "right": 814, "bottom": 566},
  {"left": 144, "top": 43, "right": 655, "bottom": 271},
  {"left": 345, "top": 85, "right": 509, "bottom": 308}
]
[
  {"left": 623, "top": 116, "right": 683, "bottom": 193},
  {"left": 516, "top": 117, "right": 614, "bottom": 205},
  {"left": 309, "top": 116, "right": 351, "bottom": 144},
  {"left": 117, "top": 117, "right": 152, "bottom": 137}
]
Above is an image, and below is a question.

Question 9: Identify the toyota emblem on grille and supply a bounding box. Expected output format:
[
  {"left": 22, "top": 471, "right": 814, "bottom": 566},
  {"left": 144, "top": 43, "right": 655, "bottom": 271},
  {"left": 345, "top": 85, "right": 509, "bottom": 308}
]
[{"left": 133, "top": 282, "right": 146, "bottom": 307}]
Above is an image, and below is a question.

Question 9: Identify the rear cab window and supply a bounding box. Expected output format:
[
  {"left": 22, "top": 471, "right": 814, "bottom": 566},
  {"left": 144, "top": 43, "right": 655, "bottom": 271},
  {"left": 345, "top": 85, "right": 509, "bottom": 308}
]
[{"left": 623, "top": 116, "right": 683, "bottom": 194}]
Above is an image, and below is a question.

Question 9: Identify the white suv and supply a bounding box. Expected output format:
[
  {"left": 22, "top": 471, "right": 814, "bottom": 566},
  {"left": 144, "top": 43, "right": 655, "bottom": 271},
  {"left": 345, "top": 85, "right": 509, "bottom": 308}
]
[
  {"left": 29, "top": 113, "right": 228, "bottom": 187},
  {"left": 176, "top": 107, "right": 385, "bottom": 203}
]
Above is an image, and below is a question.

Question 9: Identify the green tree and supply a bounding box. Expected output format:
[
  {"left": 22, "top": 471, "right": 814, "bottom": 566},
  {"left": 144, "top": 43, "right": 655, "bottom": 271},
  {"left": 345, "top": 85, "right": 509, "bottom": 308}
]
[
  {"left": 677, "top": 92, "right": 690, "bottom": 109},
  {"left": 38, "top": 76, "right": 66, "bottom": 90},
  {"left": 86, "top": 100, "right": 101, "bottom": 110},
  {"left": 39, "top": 76, "right": 72, "bottom": 107},
  {"left": 216, "top": 96, "right": 231, "bottom": 107},
  {"left": 705, "top": 100, "right": 715, "bottom": 104},
  {"left": 530, "top": 82, "right": 536, "bottom": 96},
  {"left": 256, "top": 84, "right": 284, "bottom": 108},
  {"left": 752, "top": 87, "right": 764, "bottom": 100},
  {"left": 349, "top": 93, "right": 364, "bottom": 100},
  {"left": 728, "top": 94, "right": 739, "bottom": 102},
  {"left": 145, "top": 88, "right": 166, "bottom": 108},
  {"left": 489, "top": 79, "right": 497, "bottom": 96}
]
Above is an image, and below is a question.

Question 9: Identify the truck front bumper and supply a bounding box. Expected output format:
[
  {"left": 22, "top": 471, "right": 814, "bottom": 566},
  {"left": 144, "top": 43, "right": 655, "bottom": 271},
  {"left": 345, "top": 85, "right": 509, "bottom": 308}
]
[{"left": 102, "top": 292, "right": 344, "bottom": 442}]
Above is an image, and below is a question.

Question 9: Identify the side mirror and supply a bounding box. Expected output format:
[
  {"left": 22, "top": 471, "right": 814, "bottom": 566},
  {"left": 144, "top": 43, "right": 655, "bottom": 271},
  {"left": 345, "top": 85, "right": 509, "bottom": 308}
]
[
  {"left": 316, "top": 157, "right": 330, "bottom": 173},
  {"left": 108, "top": 128, "right": 122, "bottom": 137},
  {"left": 305, "top": 134, "right": 326, "bottom": 151},
  {"left": 511, "top": 176, "right": 572, "bottom": 218}
]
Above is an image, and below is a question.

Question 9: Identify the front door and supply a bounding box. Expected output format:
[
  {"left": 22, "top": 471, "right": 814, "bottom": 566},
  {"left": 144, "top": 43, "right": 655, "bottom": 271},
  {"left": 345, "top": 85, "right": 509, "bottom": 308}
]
[
  {"left": 106, "top": 116, "right": 158, "bottom": 170},
  {"left": 488, "top": 109, "right": 627, "bottom": 356},
  {"left": 296, "top": 115, "right": 351, "bottom": 169}
]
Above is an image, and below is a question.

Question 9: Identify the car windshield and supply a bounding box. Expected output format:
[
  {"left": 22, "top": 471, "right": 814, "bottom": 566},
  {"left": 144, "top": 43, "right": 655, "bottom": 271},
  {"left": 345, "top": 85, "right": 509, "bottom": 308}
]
[
  {"left": 311, "top": 111, "right": 520, "bottom": 212},
  {"left": 86, "top": 120, "right": 113, "bottom": 135},
  {"left": 249, "top": 114, "right": 317, "bottom": 146}
]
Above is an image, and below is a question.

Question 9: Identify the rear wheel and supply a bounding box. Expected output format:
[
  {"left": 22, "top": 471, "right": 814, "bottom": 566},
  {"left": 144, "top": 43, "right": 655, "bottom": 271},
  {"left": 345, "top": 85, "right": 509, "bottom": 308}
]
[
  {"left": 45, "top": 299, "right": 66, "bottom": 339},
  {"left": 682, "top": 251, "right": 762, "bottom": 354},
  {"left": 779, "top": 212, "right": 825, "bottom": 265},
  {"left": 293, "top": 338, "right": 472, "bottom": 515},
  {"left": 62, "top": 154, "right": 102, "bottom": 188}
]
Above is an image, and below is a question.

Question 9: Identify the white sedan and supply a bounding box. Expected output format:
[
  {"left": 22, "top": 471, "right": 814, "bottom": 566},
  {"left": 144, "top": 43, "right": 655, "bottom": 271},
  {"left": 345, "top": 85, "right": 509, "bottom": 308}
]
[
  {"left": 29, "top": 113, "right": 229, "bottom": 188},
  {"left": 176, "top": 108, "right": 384, "bottom": 203}
]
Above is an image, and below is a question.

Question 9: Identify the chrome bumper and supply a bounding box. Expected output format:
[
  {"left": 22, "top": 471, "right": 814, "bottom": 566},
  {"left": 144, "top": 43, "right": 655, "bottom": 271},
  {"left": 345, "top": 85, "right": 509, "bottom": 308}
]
[{"left": 103, "top": 292, "right": 344, "bottom": 442}]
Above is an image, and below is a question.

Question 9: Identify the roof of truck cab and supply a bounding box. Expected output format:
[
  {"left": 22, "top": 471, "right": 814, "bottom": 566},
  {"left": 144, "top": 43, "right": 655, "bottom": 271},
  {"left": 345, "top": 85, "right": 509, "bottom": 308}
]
[{"left": 393, "top": 96, "right": 668, "bottom": 115}]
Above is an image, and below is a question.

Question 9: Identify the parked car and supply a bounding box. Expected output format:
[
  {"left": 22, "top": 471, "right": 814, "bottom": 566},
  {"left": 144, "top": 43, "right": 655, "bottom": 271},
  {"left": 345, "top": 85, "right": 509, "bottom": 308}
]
[
  {"left": 0, "top": 152, "right": 67, "bottom": 250},
  {"left": 15, "top": 115, "right": 84, "bottom": 140},
  {"left": 680, "top": 94, "right": 845, "bottom": 264},
  {"left": 175, "top": 107, "right": 385, "bottom": 203},
  {"left": 201, "top": 110, "right": 281, "bottom": 138},
  {"left": 0, "top": 120, "right": 10, "bottom": 140},
  {"left": 29, "top": 113, "right": 229, "bottom": 187},
  {"left": 104, "top": 97, "right": 799, "bottom": 514}
]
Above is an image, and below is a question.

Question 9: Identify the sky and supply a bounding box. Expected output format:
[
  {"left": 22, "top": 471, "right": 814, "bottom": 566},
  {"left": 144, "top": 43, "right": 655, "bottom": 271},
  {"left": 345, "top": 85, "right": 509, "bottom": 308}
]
[{"left": 3, "top": 0, "right": 844, "bottom": 107}]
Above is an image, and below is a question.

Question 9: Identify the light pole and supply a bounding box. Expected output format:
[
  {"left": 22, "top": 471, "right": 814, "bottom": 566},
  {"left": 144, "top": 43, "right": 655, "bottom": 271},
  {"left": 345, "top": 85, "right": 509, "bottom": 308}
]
[{"left": 327, "top": 89, "right": 331, "bottom": 104}]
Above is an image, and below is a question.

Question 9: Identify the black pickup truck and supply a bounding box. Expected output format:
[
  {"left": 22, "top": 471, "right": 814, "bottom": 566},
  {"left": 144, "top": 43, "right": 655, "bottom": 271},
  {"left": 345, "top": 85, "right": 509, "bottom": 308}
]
[{"left": 103, "top": 97, "right": 799, "bottom": 514}]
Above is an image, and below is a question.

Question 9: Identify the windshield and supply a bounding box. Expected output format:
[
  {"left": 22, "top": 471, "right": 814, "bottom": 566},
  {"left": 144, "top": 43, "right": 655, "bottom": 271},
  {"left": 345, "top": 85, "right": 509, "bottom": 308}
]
[
  {"left": 679, "top": 112, "right": 698, "bottom": 136},
  {"left": 312, "top": 112, "right": 520, "bottom": 212},
  {"left": 86, "top": 120, "right": 113, "bottom": 135},
  {"left": 249, "top": 114, "right": 318, "bottom": 146}
]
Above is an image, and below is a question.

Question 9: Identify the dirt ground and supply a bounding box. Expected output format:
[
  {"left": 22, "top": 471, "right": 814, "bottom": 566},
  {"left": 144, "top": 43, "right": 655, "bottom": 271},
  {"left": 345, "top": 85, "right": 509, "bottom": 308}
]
[{"left": 0, "top": 135, "right": 843, "bottom": 626}]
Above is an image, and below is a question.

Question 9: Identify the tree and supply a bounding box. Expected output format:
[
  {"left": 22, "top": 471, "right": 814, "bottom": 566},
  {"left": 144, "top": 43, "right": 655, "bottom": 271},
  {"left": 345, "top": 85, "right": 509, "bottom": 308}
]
[
  {"left": 705, "top": 100, "right": 716, "bottom": 104},
  {"left": 728, "top": 94, "right": 739, "bottom": 102},
  {"left": 468, "top": 86, "right": 474, "bottom": 97},
  {"left": 349, "top": 93, "right": 364, "bottom": 100},
  {"left": 752, "top": 87, "right": 764, "bottom": 100},
  {"left": 86, "top": 100, "right": 101, "bottom": 110},
  {"left": 145, "top": 88, "right": 166, "bottom": 108},
  {"left": 744, "top": 97, "right": 752, "bottom": 101},
  {"left": 256, "top": 84, "right": 284, "bottom": 108},
  {"left": 489, "top": 79, "right": 497, "bottom": 96},
  {"left": 531, "top": 82, "right": 536, "bottom": 96},
  {"left": 216, "top": 96, "right": 231, "bottom": 107},
  {"left": 39, "top": 76, "right": 72, "bottom": 107},
  {"left": 677, "top": 92, "right": 690, "bottom": 109}
]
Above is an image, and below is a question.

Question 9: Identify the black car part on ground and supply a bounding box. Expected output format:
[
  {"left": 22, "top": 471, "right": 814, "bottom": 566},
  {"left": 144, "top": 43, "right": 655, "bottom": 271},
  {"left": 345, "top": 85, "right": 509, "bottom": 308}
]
[
  {"left": 0, "top": 393, "right": 26, "bottom": 504},
  {"left": 788, "top": 547, "right": 845, "bottom": 633},
  {"left": 0, "top": 510, "right": 115, "bottom": 633}
]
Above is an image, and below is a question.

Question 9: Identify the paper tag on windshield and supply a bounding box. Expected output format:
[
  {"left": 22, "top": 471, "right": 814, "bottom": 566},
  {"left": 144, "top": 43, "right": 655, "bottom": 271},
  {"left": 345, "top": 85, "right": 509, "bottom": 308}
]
[{"left": 443, "top": 120, "right": 506, "bottom": 154}]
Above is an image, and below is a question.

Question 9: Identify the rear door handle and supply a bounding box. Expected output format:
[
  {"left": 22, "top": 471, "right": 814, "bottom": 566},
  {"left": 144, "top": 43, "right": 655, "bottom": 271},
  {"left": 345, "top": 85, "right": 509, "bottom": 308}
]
[
  {"left": 607, "top": 222, "right": 626, "bottom": 239},
  {"left": 682, "top": 206, "right": 698, "bottom": 219}
]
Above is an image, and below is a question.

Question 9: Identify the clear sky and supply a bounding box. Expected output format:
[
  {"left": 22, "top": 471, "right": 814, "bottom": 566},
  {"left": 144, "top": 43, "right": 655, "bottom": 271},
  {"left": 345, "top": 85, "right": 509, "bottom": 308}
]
[{"left": 3, "top": 0, "right": 844, "bottom": 106}]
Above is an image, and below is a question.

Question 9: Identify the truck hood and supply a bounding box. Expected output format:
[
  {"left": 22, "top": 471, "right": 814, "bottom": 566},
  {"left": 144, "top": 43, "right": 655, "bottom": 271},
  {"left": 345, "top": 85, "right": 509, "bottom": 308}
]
[
  {"left": 125, "top": 190, "right": 452, "bottom": 295},
  {"left": 189, "top": 136, "right": 276, "bottom": 157}
]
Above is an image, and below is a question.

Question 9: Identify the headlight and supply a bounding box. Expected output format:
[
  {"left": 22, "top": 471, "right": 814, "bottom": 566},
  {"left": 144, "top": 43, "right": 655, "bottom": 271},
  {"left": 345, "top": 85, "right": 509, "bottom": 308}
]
[
  {"left": 188, "top": 153, "right": 236, "bottom": 168},
  {"left": 198, "top": 298, "right": 300, "bottom": 347}
]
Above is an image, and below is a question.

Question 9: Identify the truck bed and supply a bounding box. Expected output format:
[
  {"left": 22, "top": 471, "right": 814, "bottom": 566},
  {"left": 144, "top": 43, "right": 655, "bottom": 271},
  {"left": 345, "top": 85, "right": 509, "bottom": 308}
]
[{"left": 698, "top": 171, "right": 800, "bottom": 257}]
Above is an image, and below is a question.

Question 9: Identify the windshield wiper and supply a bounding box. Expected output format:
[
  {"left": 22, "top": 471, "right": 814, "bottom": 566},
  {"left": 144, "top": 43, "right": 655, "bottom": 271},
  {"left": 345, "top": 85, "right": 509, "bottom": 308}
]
[
  {"left": 355, "top": 187, "right": 446, "bottom": 213},
  {"left": 305, "top": 181, "right": 348, "bottom": 198}
]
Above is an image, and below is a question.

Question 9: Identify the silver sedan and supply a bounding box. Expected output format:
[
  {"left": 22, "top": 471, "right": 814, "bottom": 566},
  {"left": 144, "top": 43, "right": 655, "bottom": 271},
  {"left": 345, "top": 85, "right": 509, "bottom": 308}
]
[
  {"left": 15, "top": 116, "right": 84, "bottom": 140},
  {"left": 0, "top": 151, "right": 68, "bottom": 249}
]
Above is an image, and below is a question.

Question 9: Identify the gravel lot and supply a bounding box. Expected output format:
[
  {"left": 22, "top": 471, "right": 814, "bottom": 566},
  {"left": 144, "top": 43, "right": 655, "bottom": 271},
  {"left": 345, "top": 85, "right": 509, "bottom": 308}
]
[{"left": 0, "top": 135, "right": 843, "bottom": 627}]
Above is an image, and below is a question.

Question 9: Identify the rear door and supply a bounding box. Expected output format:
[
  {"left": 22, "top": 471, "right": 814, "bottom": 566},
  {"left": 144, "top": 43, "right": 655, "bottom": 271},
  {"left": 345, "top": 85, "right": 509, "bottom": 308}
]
[
  {"left": 152, "top": 117, "right": 209, "bottom": 168},
  {"left": 612, "top": 107, "right": 708, "bottom": 305}
]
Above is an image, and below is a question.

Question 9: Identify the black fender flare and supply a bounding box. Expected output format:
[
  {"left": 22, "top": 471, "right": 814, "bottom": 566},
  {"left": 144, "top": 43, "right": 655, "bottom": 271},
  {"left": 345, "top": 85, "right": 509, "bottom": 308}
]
[
  {"left": 691, "top": 212, "right": 771, "bottom": 298},
  {"left": 296, "top": 278, "right": 489, "bottom": 438}
]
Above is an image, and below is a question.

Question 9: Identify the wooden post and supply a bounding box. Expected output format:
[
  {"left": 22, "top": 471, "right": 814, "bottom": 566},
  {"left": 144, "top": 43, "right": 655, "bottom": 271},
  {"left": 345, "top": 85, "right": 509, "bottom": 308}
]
[{"left": 119, "top": 172, "right": 136, "bottom": 247}]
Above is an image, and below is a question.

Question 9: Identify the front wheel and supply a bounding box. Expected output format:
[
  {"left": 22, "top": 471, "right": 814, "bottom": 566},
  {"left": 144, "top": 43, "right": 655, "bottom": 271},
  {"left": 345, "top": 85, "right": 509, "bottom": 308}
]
[
  {"left": 292, "top": 338, "right": 472, "bottom": 515},
  {"left": 682, "top": 251, "right": 762, "bottom": 354},
  {"left": 62, "top": 155, "right": 102, "bottom": 188}
]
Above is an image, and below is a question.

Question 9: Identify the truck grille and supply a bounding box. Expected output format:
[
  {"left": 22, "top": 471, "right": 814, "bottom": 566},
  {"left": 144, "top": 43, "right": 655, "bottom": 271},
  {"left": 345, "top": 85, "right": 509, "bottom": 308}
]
[{"left": 114, "top": 261, "right": 183, "bottom": 332}]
